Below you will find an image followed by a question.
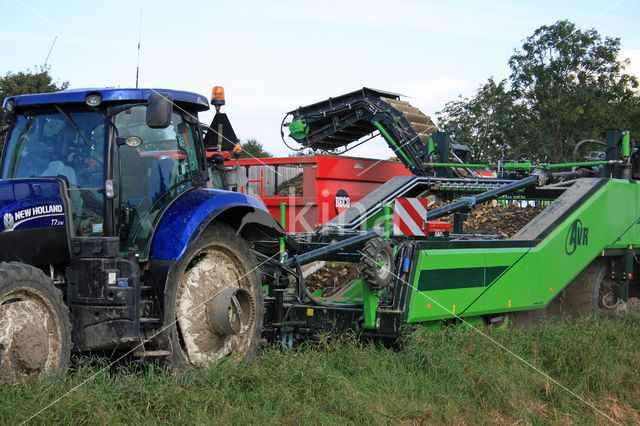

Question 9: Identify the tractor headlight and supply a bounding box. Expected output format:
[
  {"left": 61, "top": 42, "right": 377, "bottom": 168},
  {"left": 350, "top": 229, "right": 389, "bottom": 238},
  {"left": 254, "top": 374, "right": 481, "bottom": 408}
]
[
  {"left": 4, "top": 99, "right": 15, "bottom": 112},
  {"left": 85, "top": 93, "right": 102, "bottom": 107},
  {"left": 105, "top": 179, "right": 115, "bottom": 199}
]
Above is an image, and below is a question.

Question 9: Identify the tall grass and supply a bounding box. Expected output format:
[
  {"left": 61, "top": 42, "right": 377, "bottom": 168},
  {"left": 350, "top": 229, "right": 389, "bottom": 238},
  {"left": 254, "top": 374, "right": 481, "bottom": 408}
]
[{"left": 2, "top": 315, "right": 640, "bottom": 424}]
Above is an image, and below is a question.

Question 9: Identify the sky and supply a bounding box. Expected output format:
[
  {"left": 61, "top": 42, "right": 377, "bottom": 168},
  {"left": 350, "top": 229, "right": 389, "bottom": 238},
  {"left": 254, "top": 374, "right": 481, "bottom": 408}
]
[{"left": 1, "top": 0, "right": 639, "bottom": 158}]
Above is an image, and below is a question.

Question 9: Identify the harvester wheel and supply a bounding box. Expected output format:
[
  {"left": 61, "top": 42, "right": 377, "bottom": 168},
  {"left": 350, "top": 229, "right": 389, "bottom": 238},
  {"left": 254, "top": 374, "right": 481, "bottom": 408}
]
[
  {"left": 361, "top": 238, "right": 394, "bottom": 291},
  {"left": 0, "top": 262, "right": 71, "bottom": 374},
  {"left": 164, "top": 225, "right": 262, "bottom": 366},
  {"left": 510, "top": 259, "right": 617, "bottom": 327},
  {"left": 563, "top": 259, "right": 620, "bottom": 317}
]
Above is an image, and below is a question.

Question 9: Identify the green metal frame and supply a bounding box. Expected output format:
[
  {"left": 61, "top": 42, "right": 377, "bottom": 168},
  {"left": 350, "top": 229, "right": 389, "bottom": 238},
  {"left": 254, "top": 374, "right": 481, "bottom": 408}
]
[
  {"left": 405, "top": 179, "right": 639, "bottom": 323},
  {"left": 276, "top": 178, "right": 639, "bottom": 337},
  {"left": 271, "top": 130, "right": 639, "bottom": 339}
]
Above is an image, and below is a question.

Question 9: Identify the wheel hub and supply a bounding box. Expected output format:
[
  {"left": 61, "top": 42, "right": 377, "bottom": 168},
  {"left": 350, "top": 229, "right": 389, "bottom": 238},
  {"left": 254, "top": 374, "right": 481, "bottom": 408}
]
[
  {"left": 601, "top": 292, "right": 620, "bottom": 309},
  {"left": 207, "top": 288, "right": 255, "bottom": 336},
  {"left": 175, "top": 243, "right": 258, "bottom": 365}
]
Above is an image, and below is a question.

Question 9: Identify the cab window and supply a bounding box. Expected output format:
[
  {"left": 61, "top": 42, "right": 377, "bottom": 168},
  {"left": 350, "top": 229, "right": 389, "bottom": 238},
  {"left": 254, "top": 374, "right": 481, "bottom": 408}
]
[
  {"left": 114, "top": 106, "right": 200, "bottom": 257},
  {"left": 2, "top": 111, "right": 106, "bottom": 236}
]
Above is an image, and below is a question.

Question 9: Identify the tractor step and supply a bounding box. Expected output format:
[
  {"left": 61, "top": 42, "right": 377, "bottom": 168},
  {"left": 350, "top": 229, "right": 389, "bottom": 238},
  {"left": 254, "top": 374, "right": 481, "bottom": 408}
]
[
  {"left": 139, "top": 317, "right": 161, "bottom": 326},
  {"left": 133, "top": 349, "right": 171, "bottom": 358}
]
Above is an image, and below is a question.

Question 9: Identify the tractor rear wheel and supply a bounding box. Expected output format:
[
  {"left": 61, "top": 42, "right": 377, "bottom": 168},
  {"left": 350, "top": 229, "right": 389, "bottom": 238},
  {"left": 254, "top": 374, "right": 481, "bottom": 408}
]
[
  {"left": 164, "top": 225, "right": 262, "bottom": 366},
  {"left": 0, "top": 263, "right": 71, "bottom": 374}
]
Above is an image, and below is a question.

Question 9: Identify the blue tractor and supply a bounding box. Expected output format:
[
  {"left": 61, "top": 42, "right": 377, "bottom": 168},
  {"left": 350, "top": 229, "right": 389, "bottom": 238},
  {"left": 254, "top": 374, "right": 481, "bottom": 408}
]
[{"left": 0, "top": 88, "right": 283, "bottom": 372}]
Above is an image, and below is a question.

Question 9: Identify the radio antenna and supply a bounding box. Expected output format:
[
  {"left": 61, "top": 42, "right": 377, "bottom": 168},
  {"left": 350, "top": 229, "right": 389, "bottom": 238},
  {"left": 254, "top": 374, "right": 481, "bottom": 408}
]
[
  {"left": 135, "top": 8, "right": 142, "bottom": 88},
  {"left": 43, "top": 35, "right": 57, "bottom": 67}
]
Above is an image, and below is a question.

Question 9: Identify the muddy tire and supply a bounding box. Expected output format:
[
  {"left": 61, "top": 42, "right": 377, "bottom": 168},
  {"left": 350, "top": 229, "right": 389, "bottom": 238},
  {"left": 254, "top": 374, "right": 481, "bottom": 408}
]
[
  {"left": 563, "top": 259, "right": 618, "bottom": 317},
  {"left": 510, "top": 259, "right": 614, "bottom": 327},
  {"left": 361, "top": 237, "right": 394, "bottom": 291},
  {"left": 163, "top": 225, "right": 262, "bottom": 366},
  {"left": 0, "top": 262, "right": 71, "bottom": 374}
]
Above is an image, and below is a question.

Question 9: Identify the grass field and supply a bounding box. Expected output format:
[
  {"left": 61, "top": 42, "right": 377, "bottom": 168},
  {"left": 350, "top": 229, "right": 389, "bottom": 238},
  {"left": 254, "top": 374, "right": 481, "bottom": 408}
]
[{"left": 2, "top": 315, "right": 640, "bottom": 424}]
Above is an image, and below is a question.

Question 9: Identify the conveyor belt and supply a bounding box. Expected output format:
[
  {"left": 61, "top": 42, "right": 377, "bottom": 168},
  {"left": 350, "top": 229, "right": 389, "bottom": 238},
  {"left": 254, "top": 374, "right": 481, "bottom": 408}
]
[
  {"left": 284, "top": 88, "right": 439, "bottom": 176},
  {"left": 379, "top": 96, "right": 437, "bottom": 145},
  {"left": 511, "top": 178, "right": 606, "bottom": 241},
  {"left": 327, "top": 175, "right": 516, "bottom": 231}
]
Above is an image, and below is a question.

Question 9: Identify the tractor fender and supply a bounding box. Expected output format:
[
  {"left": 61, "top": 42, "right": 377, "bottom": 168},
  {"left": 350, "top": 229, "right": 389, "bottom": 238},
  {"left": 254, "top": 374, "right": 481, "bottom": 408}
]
[{"left": 150, "top": 188, "right": 283, "bottom": 261}]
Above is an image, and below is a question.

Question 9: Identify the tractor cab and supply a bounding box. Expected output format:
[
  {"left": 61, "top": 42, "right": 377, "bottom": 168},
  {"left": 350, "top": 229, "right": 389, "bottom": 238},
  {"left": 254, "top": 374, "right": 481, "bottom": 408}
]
[{"left": 1, "top": 88, "right": 210, "bottom": 261}]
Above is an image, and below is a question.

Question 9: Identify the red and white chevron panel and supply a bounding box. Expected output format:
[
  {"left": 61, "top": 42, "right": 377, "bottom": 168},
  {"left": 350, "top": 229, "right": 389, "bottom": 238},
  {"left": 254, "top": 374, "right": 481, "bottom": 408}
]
[{"left": 393, "top": 197, "right": 430, "bottom": 236}]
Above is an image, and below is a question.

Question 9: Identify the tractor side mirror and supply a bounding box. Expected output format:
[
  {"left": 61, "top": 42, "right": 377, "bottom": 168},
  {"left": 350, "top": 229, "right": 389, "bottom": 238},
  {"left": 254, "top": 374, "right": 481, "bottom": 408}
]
[
  {"left": 146, "top": 92, "right": 173, "bottom": 128},
  {"left": 208, "top": 153, "right": 227, "bottom": 170}
]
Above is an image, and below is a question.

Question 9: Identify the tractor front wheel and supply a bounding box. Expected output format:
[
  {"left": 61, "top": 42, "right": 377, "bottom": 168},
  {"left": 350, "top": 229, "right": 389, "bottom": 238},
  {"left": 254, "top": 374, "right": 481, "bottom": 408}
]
[
  {"left": 0, "top": 263, "right": 71, "bottom": 374},
  {"left": 164, "top": 225, "right": 263, "bottom": 366}
]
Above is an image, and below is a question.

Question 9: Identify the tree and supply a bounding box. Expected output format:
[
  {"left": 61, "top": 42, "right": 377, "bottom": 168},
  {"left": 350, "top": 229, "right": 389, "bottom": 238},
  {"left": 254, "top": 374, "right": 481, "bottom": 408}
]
[
  {"left": 240, "top": 138, "right": 271, "bottom": 158},
  {"left": 438, "top": 20, "right": 640, "bottom": 163},
  {"left": 1, "top": 66, "right": 68, "bottom": 109},
  {"left": 1, "top": 67, "right": 69, "bottom": 141},
  {"left": 289, "top": 148, "right": 315, "bottom": 157},
  {"left": 437, "top": 79, "right": 528, "bottom": 162}
]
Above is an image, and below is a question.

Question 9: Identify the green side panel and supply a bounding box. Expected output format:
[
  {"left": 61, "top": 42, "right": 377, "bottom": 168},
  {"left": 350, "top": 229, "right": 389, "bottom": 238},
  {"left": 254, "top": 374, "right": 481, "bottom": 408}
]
[
  {"left": 427, "top": 136, "right": 436, "bottom": 158},
  {"left": 407, "top": 248, "right": 526, "bottom": 322},
  {"left": 406, "top": 180, "right": 640, "bottom": 323},
  {"left": 607, "top": 182, "right": 640, "bottom": 247},
  {"left": 341, "top": 279, "right": 364, "bottom": 300},
  {"left": 417, "top": 266, "right": 507, "bottom": 291},
  {"left": 478, "top": 181, "right": 639, "bottom": 315}
]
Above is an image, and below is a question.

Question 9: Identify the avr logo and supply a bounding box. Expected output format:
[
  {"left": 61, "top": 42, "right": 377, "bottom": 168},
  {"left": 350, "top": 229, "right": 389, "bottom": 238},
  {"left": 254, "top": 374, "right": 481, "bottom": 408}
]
[{"left": 565, "top": 219, "right": 589, "bottom": 255}]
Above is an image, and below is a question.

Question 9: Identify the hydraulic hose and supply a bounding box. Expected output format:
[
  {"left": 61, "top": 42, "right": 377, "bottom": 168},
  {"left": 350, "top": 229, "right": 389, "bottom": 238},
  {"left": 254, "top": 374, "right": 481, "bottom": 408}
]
[
  {"left": 293, "top": 256, "right": 363, "bottom": 308},
  {"left": 283, "top": 230, "right": 378, "bottom": 268},
  {"left": 283, "top": 231, "right": 380, "bottom": 308},
  {"left": 571, "top": 139, "right": 606, "bottom": 163}
]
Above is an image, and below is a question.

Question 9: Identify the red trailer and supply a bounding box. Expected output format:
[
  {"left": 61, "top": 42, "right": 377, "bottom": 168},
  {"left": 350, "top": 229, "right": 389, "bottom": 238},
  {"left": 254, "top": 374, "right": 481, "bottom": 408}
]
[{"left": 225, "top": 156, "right": 411, "bottom": 232}]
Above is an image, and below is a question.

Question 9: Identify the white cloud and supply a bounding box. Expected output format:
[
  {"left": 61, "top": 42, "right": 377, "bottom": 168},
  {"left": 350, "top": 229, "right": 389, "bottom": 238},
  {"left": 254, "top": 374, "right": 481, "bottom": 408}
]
[
  {"left": 621, "top": 49, "right": 640, "bottom": 80},
  {"left": 392, "top": 76, "right": 478, "bottom": 117}
]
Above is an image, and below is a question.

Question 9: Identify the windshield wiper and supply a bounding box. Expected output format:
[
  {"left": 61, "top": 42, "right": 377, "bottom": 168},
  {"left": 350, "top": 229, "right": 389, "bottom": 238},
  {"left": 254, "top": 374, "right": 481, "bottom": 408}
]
[{"left": 53, "top": 104, "right": 94, "bottom": 149}]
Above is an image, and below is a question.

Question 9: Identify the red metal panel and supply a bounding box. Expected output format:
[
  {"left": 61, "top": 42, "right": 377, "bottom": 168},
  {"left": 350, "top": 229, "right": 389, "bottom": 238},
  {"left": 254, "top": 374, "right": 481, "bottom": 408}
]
[
  {"left": 224, "top": 155, "right": 412, "bottom": 232},
  {"left": 314, "top": 156, "right": 410, "bottom": 182},
  {"left": 224, "top": 156, "right": 319, "bottom": 167},
  {"left": 261, "top": 197, "right": 318, "bottom": 233}
]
